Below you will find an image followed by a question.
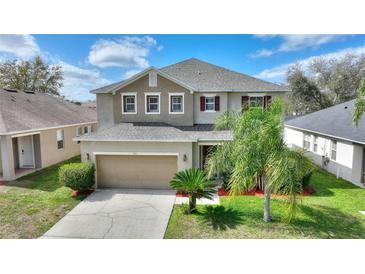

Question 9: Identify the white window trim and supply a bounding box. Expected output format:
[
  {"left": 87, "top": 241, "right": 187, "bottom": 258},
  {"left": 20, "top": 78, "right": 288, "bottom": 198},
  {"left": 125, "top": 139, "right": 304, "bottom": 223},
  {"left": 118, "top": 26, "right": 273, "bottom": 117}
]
[
  {"left": 204, "top": 95, "right": 216, "bottom": 113},
  {"left": 168, "top": 92, "right": 184, "bottom": 114},
  {"left": 75, "top": 127, "right": 81, "bottom": 137},
  {"left": 249, "top": 96, "right": 264, "bottom": 109},
  {"left": 121, "top": 92, "right": 137, "bottom": 114},
  {"left": 330, "top": 140, "right": 337, "bottom": 161},
  {"left": 144, "top": 92, "right": 161, "bottom": 115},
  {"left": 312, "top": 135, "right": 319, "bottom": 154},
  {"left": 56, "top": 129, "right": 64, "bottom": 150}
]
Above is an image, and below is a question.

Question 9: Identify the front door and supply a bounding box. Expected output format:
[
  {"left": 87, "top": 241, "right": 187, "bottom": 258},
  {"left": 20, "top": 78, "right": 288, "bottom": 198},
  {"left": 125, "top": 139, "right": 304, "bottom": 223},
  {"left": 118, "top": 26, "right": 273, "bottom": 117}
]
[{"left": 18, "top": 135, "right": 35, "bottom": 168}]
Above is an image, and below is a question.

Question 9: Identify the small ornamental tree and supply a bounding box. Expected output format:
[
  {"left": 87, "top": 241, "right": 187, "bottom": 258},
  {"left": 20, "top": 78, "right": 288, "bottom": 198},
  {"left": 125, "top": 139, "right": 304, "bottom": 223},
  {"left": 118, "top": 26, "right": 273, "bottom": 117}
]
[{"left": 170, "top": 169, "right": 216, "bottom": 213}]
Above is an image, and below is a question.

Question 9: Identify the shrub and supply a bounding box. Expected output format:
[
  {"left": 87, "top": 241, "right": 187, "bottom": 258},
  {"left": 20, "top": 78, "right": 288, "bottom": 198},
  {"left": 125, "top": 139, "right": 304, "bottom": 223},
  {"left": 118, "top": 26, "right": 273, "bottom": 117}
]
[
  {"left": 302, "top": 172, "right": 313, "bottom": 188},
  {"left": 59, "top": 163, "right": 95, "bottom": 191}
]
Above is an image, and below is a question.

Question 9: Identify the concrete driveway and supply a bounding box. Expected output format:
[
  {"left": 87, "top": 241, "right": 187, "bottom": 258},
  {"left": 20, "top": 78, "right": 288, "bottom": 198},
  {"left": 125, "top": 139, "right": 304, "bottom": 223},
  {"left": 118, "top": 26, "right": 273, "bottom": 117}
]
[{"left": 42, "top": 189, "right": 176, "bottom": 239}]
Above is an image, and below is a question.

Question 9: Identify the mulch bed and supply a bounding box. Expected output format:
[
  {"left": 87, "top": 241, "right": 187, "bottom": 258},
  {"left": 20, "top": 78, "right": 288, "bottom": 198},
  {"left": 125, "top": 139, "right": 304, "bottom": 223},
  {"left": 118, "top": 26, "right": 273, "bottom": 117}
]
[
  {"left": 176, "top": 186, "right": 314, "bottom": 198},
  {"left": 71, "top": 188, "right": 95, "bottom": 197},
  {"left": 218, "top": 186, "right": 315, "bottom": 197}
]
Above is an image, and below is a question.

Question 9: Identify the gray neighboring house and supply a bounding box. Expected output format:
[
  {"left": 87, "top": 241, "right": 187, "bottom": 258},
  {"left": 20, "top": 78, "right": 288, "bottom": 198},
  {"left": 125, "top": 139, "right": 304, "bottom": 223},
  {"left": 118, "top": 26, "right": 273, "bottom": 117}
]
[
  {"left": 0, "top": 88, "right": 97, "bottom": 181},
  {"left": 77, "top": 58, "right": 289, "bottom": 189},
  {"left": 284, "top": 100, "right": 365, "bottom": 187}
]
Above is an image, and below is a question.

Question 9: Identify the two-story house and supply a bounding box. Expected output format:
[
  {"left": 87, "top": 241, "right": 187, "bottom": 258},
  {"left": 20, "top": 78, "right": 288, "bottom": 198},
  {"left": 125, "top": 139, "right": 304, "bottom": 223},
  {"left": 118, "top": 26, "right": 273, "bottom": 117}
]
[{"left": 77, "top": 58, "right": 289, "bottom": 189}]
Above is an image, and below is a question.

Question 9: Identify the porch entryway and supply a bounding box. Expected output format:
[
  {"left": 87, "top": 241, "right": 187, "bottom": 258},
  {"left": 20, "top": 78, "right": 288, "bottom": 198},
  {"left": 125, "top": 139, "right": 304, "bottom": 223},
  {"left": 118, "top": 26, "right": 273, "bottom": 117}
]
[{"left": 199, "top": 145, "right": 217, "bottom": 169}]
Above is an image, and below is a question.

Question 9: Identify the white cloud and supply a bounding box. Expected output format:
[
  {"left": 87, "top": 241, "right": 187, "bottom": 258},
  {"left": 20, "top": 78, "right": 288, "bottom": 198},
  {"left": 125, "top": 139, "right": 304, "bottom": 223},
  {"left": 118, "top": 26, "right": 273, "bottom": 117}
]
[
  {"left": 251, "top": 35, "right": 342, "bottom": 58},
  {"left": 88, "top": 36, "right": 161, "bottom": 69},
  {"left": 122, "top": 69, "right": 142, "bottom": 79},
  {"left": 0, "top": 34, "right": 40, "bottom": 59},
  {"left": 60, "top": 62, "right": 111, "bottom": 101},
  {"left": 255, "top": 44, "right": 365, "bottom": 81},
  {"left": 250, "top": 49, "right": 274, "bottom": 58}
]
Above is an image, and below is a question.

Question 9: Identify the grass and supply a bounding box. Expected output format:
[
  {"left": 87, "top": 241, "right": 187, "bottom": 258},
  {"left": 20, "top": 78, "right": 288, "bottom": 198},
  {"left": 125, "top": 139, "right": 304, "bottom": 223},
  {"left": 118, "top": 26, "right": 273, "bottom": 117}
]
[
  {"left": 0, "top": 156, "right": 85, "bottom": 239},
  {"left": 165, "top": 169, "right": 365, "bottom": 239}
]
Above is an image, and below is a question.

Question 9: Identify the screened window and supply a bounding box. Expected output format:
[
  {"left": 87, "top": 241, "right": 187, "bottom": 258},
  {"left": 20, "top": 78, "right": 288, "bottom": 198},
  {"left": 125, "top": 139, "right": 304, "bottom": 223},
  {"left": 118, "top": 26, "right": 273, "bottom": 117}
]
[
  {"left": 313, "top": 136, "right": 318, "bottom": 153},
  {"left": 303, "top": 134, "right": 311, "bottom": 150},
  {"left": 249, "top": 96, "right": 264, "bottom": 108},
  {"left": 205, "top": 97, "right": 215, "bottom": 111},
  {"left": 170, "top": 95, "right": 183, "bottom": 113},
  {"left": 330, "top": 140, "right": 337, "bottom": 161},
  {"left": 56, "top": 129, "right": 64, "bottom": 149},
  {"left": 146, "top": 95, "right": 159, "bottom": 113},
  {"left": 123, "top": 95, "right": 136, "bottom": 113},
  {"left": 75, "top": 127, "right": 82, "bottom": 137}
]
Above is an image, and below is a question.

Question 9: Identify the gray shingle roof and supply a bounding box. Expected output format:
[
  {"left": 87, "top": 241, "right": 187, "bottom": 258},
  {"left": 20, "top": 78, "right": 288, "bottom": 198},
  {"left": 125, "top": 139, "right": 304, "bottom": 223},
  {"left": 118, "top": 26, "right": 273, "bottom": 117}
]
[
  {"left": 284, "top": 100, "right": 365, "bottom": 145},
  {"left": 91, "top": 58, "right": 289, "bottom": 94},
  {"left": 0, "top": 89, "right": 97, "bottom": 134},
  {"left": 160, "top": 58, "right": 289, "bottom": 92},
  {"left": 76, "top": 123, "right": 232, "bottom": 142}
]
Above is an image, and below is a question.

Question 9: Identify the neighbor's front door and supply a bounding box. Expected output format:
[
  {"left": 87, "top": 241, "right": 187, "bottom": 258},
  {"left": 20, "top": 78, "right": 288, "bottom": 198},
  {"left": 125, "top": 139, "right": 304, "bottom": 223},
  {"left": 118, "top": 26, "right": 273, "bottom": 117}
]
[{"left": 18, "top": 135, "right": 35, "bottom": 168}]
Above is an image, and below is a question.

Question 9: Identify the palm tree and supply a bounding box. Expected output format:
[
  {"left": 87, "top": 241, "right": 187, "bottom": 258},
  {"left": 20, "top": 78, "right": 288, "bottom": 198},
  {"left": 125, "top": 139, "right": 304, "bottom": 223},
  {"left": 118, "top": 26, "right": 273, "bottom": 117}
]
[
  {"left": 207, "top": 99, "right": 313, "bottom": 222},
  {"left": 170, "top": 169, "right": 216, "bottom": 213},
  {"left": 353, "top": 76, "right": 365, "bottom": 126}
]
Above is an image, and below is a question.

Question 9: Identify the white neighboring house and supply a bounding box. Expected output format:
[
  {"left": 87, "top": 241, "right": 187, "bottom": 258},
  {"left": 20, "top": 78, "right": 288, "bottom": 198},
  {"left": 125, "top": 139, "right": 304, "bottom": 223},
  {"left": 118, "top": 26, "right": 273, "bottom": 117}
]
[{"left": 284, "top": 100, "right": 365, "bottom": 188}]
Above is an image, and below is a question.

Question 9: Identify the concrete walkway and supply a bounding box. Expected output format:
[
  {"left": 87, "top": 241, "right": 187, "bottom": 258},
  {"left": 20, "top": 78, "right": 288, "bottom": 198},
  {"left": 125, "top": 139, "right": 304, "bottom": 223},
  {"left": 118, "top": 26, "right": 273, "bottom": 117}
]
[{"left": 42, "top": 189, "right": 176, "bottom": 239}]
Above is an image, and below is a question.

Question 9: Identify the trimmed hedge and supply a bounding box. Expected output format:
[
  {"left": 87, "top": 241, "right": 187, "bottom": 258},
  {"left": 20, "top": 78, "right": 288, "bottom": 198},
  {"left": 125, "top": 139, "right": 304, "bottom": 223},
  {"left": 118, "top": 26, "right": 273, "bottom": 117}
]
[{"left": 59, "top": 163, "right": 95, "bottom": 191}]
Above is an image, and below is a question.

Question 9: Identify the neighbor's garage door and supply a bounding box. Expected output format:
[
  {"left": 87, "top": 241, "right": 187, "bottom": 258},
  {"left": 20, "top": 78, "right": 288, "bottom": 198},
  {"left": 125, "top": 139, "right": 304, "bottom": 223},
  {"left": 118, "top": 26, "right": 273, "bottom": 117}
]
[{"left": 96, "top": 155, "right": 177, "bottom": 189}]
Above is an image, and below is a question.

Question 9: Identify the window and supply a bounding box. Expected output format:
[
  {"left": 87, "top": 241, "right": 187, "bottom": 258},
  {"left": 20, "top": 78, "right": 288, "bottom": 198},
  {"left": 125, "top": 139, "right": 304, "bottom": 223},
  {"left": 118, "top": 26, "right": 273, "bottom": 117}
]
[
  {"left": 303, "top": 133, "right": 311, "bottom": 150},
  {"left": 75, "top": 127, "right": 81, "bottom": 137},
  {"left": 313, "top": 136, "right": 318, "bottom": 153},
  {"left": 122, "top": 93, "right": 137, "bottom": 114},
  {"left": 205, "top": 96, "right": 215, "bottom": 111},
  {"left": 145, "top": 93, "right": 160, "bottom": 114},
  {"left": 88, "top": 125, "right": 92, "bottom": 133},
  {"left": 249, "top": 96, "right": 264, "bottom": 108},
  {"left": 56, "top": 129, "right": 64, "bottom": 149},
  {"left": 330, "top": 140, "right": 337, "bottom": 161},
  {"left": 169, "top": 93, "right": 184, "bottom": 114}
]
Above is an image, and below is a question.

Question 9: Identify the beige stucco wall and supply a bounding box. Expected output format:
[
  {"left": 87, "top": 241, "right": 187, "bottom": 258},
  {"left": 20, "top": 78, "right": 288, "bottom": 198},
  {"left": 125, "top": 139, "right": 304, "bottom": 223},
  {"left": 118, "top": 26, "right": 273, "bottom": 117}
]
[
  {"left": 39, "top": 123, "right": 97, "bottom": 168},
  {"left": 97, "top": 74, "right": 194, "bottom": 127}
]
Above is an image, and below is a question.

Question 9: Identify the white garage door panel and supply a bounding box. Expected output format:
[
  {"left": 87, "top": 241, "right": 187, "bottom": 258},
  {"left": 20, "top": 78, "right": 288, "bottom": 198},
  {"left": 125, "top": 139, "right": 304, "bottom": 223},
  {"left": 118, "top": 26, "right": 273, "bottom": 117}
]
[{"left": 96, "top": 155, "right": 177, "bottom": 189}]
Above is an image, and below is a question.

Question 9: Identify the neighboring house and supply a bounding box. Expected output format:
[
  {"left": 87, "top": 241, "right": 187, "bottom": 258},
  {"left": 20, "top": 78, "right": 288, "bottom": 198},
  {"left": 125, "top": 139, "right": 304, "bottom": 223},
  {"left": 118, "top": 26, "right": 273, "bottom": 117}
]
[
  {"left": 0, "top": 88, "right": 97, "bottom": 181},
  {"left": 284, "top": 100, "right": 365, "bottom": 187},
  {"left": 77, "top": 58, "right": 289, "bottom": 189}
]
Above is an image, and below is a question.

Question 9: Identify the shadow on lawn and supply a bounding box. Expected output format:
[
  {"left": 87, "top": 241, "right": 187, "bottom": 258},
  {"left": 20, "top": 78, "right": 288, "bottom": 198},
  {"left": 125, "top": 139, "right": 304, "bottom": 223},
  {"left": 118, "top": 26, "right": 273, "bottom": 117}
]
[
  {"left": 292, "top": 204, "right": 365, "bottom": 239},
  {"left": 197, "top": 205, "right": 244, "bottom": 231}
]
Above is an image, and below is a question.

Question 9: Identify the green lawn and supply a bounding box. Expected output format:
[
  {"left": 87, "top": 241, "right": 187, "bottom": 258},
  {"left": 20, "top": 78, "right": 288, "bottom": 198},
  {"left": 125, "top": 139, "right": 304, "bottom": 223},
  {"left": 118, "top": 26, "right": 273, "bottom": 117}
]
[
  {"left": 0, "top": 156, "right": 84, "bottom": 239},
  {"left": 165, "top": 169, "right": 365, "bottom": 239}
]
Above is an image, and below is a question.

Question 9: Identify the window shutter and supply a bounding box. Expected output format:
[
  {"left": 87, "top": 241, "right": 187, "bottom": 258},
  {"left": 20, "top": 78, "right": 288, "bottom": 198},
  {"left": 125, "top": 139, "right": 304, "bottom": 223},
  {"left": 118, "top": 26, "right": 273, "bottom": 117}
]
[
  {"left": 215, "top": 96, "right": 220, "bottom": 111},
  {"left": 264, "top": 96, "right": 272, "bottom": 110},
  {"left": 200, "top": 96, "right": 205, "bottom": 111},
  {"left": 242, "top": 96, "right": 249, "bottom": 111}
]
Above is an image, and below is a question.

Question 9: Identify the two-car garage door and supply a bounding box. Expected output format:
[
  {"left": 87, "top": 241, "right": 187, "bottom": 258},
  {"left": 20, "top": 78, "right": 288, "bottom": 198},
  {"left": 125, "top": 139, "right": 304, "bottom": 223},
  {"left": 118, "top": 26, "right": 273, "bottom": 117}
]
[{"left": 96, "top": 155, "right": 177, "bottom": 189}]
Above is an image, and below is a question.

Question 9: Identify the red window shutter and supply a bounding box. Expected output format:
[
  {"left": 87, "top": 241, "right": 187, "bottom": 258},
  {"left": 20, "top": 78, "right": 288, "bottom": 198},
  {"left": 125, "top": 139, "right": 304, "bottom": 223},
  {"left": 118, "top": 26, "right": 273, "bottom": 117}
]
[
  {"left": 242, "top": 96, "right": 249, "bottom": 111},
  {"left": 215, "top": 96, "right": 220, "bottom": 111},
  {"left": 264, "top": 96, "right": 272, "bottom": 110},
  {"left": 200, "top": 96, "right": 205, "bottom": 111}
]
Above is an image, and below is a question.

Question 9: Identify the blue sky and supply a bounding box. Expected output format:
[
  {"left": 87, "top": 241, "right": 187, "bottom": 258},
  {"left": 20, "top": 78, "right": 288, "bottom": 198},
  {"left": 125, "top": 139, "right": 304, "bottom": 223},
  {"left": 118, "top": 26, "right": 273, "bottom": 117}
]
[{"left": 1, "top": 34, "right": 365, "bottom": 101}]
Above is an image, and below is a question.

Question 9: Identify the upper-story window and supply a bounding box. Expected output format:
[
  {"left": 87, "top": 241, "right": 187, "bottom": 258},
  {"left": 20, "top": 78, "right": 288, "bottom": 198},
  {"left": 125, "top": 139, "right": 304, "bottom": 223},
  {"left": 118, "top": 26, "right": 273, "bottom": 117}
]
[
  {"left": 122, "top": 93, "right": 137, "bottom": 114},
  {"left": 205, "top": 96, "right": 215, "bottom": 111},
  {"left": 169, "top": 93, "right": 184, "bottom": 114},
  {"left": 249, "top": 96, "right": 264, "bottom": 108},
  {"left": 145, "top": 93, "right": 160, "bottom": 114},
  {"left": 330, "top": 140, "right": 337, "bottom": 161},
  {"left": 303, "top": 133, "right": 311, "bottom": 150}
]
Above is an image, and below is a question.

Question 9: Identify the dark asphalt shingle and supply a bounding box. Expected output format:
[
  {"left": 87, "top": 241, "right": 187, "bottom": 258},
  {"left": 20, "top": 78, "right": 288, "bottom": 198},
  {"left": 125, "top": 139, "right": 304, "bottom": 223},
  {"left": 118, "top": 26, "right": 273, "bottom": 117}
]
[{"left": 284, "top": 100, "right": 365, "bottom": 144}]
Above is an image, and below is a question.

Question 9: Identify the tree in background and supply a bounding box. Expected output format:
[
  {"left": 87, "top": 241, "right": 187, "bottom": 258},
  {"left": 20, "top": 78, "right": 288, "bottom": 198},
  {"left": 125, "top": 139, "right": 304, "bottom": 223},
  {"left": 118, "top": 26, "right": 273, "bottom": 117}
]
[
  {"left": 207, "top": 100, "right": 313, "bottom": 222},
  {"left": 0, "top": 56, "right": 63, "bottom": 95},
  {"left": 286, "top": 54, "right": 365, "bottom": 115},
  {"left": 353, "top": 76, "right": 365, "bottom": 126}
]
